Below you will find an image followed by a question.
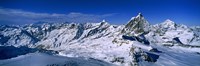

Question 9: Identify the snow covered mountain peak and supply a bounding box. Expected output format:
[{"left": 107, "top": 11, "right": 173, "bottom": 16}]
[
  {"left": 149, "top": 19, "right": 197, "bottom": 45},
  {"left": 123, "top": 13, "right": 150, "bottom": 36},
  {"left": 162, "top": 19, "right": 175, "bottom": 26},
  {"left": 136, "top": 12, "right": 143, "bottom": 18},
  {"left": 164, "top": 19, "right": 173, "bottom": 22},
  {"left": 155, "top": 19, "right": 177, "bottom": 30}
]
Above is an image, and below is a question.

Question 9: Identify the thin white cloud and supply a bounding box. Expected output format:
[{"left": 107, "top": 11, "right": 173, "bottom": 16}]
[{"left": 0, "top": 8, "right": 116, "bottom": 25}]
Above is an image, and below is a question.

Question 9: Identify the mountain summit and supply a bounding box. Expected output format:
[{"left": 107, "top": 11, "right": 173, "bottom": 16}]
[
  {"left": 161, "top": 19, "right": 177, "bottom": 29},
  {"left": 123, "top": 13, "right": 150, "bottom": 36}
]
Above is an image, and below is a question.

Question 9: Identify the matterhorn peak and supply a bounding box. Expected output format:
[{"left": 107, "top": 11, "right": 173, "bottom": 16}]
[
  {"left": 130, "top": 13, "right": 143, "bottom": 20},
  {"left": 136, "top": 12, "right": 143, "bottom": 18},
  {"left": 123, "top": 13, "right": 150, "bottom": 36}
]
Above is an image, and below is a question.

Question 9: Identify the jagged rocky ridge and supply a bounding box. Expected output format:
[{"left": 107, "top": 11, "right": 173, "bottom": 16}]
[{"left": 0, "top": 13, "right": 200, "bottom": 66}]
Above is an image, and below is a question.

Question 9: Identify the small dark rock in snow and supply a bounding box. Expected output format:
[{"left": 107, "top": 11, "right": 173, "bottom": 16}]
[
  {"left": 149, "top": 48, "right": 162, "bottom": 53},
  {"left": 122, "top": 35, "right": 136, "bottom": 41}
]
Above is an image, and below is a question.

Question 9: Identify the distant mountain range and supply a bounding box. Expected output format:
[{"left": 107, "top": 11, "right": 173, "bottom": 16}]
[{"left": 0, "top": 13, "right": 200, "bottom": 66}]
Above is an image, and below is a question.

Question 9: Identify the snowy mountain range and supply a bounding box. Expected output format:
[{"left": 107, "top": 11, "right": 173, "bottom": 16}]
[{"left": 0, "top": 13, "right": 200, "bottom": 66}]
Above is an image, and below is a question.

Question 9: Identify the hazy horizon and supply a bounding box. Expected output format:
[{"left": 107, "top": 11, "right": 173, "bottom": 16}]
[{"left": 0, "top": 0, "right": 200, "bottom": 26}]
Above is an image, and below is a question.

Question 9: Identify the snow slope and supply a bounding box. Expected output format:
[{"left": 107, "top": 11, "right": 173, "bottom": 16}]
[{"left": 0, "top": 53, "right": 114, "bottom": 66}]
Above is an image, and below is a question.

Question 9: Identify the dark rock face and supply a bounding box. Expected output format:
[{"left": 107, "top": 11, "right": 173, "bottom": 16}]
[
  {"left": 173, "top": 37, "right": 183, "bottom": 44},
  {"left": 73, "top": 24, "right": 84, "bottom": 40},
  {"left": 135, "top": 34, "right": 150, "bottom": 45},
  {"left": 143, "top": 52, "right": 159, "bottom": 62},
  {"left": 122, "top": 34, "right": 150, "bottom": 45}
]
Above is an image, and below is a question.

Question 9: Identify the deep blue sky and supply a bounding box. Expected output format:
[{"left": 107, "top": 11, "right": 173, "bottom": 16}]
[{"left": 0, "top": 0, "right": 200, "bottom": 26}]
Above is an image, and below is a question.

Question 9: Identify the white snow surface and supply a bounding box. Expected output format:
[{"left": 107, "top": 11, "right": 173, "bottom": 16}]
[{"left": 0, "top": 53, "right": 114, "bottom": 66}]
